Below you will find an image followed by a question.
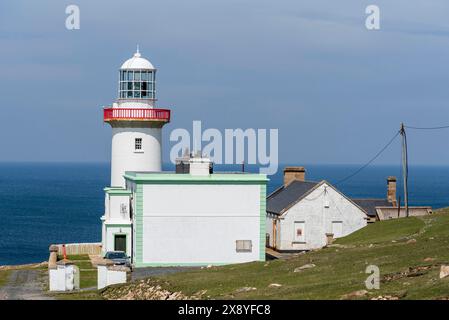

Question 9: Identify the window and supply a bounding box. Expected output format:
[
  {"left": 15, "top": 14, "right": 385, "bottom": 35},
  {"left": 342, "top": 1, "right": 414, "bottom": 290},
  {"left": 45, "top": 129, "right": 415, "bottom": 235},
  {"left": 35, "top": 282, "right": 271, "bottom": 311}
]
[
  {"left": 294, "top": 221, "right": 306, "bottom": 242},
  {"left": 118, "top": 70, "right": 156, "bottom": 100},
  {"left": 135, "top": 138, "right": 142, "bottom": 151},
  {"left": 236, "top": 240, "right": 252, "bottom": 252}
]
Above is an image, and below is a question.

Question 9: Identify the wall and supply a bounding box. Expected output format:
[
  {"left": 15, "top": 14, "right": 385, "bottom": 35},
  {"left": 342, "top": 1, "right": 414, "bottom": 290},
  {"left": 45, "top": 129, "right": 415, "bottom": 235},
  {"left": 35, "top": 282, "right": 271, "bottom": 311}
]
[
  {"left": 137, "top": 183, "right": 264, "bottom": 266},
  {"left": 110, "top": 127, "right": 162, "bottom": 187},
  {"left": 54, "top": 243, "right": 102, "bottom": 256},
  {"left": 97, "top": 265, "right": 129, "bottom": 290},
  {"left": 106, "top": 194, "right": 130, "bottom": 221},
  {"left": 377, "top": 207, "right": 432, "bottom": 220},
  {"left": 277, "top": 183, "right": 367, "bottom": 251}
]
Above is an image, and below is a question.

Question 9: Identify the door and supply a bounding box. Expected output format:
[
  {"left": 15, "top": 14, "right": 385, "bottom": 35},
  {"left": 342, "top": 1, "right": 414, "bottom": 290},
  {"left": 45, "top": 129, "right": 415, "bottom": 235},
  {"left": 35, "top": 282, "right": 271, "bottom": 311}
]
[
  {"left": 332, "top": 221, "right": 343, "bottom": 238},
  {"left": 114, "top": 234, "right": 127, "bottom": 253}
]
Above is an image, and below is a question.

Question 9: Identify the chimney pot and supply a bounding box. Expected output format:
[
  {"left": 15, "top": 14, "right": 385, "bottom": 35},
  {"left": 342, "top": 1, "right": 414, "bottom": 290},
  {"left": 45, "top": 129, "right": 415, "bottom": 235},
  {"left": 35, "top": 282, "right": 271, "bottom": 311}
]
[{"left": 284, "top": 166, "right": 306, "bottom": 186}]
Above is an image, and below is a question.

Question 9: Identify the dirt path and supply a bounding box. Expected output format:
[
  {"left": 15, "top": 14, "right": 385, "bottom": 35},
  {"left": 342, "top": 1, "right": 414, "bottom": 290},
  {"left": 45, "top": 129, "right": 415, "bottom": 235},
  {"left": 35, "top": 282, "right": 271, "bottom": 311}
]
[{"left": 0, "top": 269, "right": 53, "bottom": 300}]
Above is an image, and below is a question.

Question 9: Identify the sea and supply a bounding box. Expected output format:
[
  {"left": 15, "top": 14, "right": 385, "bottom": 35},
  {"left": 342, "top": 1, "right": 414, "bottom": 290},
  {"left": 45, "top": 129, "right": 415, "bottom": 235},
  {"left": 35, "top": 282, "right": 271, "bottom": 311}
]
[{"left": 1, "top": 162, "right": 448, "bottom": 266}]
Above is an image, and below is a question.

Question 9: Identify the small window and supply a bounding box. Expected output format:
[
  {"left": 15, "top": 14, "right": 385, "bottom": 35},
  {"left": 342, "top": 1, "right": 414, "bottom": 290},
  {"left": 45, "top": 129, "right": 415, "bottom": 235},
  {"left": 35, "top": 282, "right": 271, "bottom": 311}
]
[
  {"left": 236, "top": 240, "right": 252, "bottom": 252},
  {"left": 294, "top": 221, "right": 306, "bottom": 243},
  {"left": 135, "top": 138, "right": 142, "bottom": 150}
]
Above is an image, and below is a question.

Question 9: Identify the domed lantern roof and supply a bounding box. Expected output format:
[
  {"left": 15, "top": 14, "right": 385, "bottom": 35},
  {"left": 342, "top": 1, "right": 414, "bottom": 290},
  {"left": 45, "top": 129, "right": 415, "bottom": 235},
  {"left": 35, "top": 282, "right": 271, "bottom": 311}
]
[{"left": 120, "top": 49, "right": 155, "bottom": 70}]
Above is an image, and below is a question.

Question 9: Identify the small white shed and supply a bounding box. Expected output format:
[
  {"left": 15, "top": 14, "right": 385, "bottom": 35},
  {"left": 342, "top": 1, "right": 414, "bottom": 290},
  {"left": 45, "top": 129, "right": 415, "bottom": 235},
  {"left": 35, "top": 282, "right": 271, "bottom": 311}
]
[{"left": 266, "top": 167, "right": 368, "bottom": 251}]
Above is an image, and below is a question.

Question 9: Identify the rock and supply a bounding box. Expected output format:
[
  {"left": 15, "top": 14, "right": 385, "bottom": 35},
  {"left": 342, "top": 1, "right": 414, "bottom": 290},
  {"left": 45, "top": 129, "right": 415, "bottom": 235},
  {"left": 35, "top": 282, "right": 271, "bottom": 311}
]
[
  {"left": 423, "top": 257, "right": 435, "bottom": 262},
  {"left": 371, "top": 295, "right": 399, "bottom": 300},
  {"left": 407, "top": 239, "right": 417, "bottom": 244},
  {"left": 235, "top": 287, "right": 257, "bottom": 293},
  {"left": 264, "top": 263, "right": 269, "bottom": 267},
  {"left": 268, "top": 283, "right": 282, "bottom": 288},
  {"left": 368, "top": 244, "right": 374, "bottom": 248},
  {"left": 294, "top": 263, "right": 316, "bottom": 272},
  {"left": 206, "top": 265, "right": 213, "bottom": 268},
  {"left": 439, "top": 265, "right": 449, "bottom": 279},
  {"left": 341, "top": 290, "right": 368, "bottom": 300},
  {"left": 194, "top": 289, "right": 208, "bottom": 297}
]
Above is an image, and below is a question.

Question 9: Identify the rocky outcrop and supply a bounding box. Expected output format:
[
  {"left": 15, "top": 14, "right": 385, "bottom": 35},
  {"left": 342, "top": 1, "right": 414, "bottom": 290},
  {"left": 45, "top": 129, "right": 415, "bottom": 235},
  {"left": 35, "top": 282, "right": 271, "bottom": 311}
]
[
  {"left": 439, "top": 265, "right": 449, "bottom": 279},
  {"left": 101, "top": 279, "right": 200, "bottom": 300},
  {"left": 294, "top": 263, "right": 316, "bottom": 272}
]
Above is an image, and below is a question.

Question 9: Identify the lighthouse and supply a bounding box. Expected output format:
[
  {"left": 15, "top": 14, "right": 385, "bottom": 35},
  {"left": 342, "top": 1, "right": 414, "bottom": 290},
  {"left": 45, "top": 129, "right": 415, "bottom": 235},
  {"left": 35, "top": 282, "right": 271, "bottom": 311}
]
[
  {"left": 100, "top": 50, "right": 267, "bottom": 266},
  {"left": 103, "top": 49, "right": 171, "bottom": 187}
]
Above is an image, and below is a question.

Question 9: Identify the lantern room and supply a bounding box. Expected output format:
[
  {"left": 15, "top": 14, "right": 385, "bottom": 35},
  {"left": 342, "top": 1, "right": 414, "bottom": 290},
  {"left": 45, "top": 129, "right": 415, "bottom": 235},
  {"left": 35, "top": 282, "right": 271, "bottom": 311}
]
[{"left": 119, "top": 50, "right": 156, "bottom": 100}]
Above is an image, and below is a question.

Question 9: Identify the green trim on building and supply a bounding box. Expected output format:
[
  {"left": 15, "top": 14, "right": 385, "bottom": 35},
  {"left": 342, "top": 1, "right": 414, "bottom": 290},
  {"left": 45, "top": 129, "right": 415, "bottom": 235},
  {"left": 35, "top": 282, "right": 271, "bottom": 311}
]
[
  {"left": 124, "top": 172, "right": 268, "bottom": 184},
  {"left": 135, "top": 262, "right": 230, "bottom": 267},
  {"left": 128, "top": 172, "right": 268, "bottom": 268},
  {"left": 104, "top": 223, "right": 132, "bottom": 228},
  {"left": 259, "top": 184, "right": 267, "bottom": 261},
  {"left": 135, "top": 183, "right": 144, "bottom": 266},
  {"left": 104, "top": 187, "right": 132, "bottom": 195}
]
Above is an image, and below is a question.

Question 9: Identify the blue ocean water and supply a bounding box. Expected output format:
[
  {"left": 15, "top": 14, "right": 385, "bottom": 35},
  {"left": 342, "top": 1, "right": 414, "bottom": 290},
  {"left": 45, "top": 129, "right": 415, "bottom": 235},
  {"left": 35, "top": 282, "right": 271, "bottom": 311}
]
[{"left": 0, "top": 162, "right": 448, "bottom": 266}]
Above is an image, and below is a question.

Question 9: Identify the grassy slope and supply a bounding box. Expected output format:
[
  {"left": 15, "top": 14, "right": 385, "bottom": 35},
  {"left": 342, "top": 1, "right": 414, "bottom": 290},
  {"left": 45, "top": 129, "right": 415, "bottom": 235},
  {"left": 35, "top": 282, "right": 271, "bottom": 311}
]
[
  {"left": 141, "top": 209, "right": 449, "bottom": 300},
  {"left": 0, "top": 270, "right": 11, "bottom": 288}
]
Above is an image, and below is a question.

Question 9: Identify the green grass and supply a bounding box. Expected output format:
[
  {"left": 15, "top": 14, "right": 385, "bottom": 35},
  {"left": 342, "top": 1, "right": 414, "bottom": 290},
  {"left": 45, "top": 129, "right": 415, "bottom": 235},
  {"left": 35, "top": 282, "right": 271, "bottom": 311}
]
[
  {"left": 101, "top": 210, "right": 449, "bottom": 300},
  {"left": 65, "top": 255, "right": 97, "bottom": 289},
  {"left": 0, "top": 270, "right": 11, "bottom": 288},
  {"left": 51, "top": 289, "right": 103, "bottom": 300}
]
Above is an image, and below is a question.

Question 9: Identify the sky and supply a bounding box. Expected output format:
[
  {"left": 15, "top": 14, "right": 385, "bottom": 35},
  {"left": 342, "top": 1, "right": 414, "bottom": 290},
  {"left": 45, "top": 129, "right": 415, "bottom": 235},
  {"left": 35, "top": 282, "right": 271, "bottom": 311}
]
[{"left": 1, "top": 0, "right": 449, "bottom": 166}]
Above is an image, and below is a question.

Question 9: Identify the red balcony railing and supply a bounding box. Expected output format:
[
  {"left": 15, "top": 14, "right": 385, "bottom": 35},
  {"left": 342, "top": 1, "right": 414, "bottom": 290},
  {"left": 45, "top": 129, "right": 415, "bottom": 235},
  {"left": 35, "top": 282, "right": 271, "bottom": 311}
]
[{"left": 103, "top": 108, "right": 171, "bottom": 122}]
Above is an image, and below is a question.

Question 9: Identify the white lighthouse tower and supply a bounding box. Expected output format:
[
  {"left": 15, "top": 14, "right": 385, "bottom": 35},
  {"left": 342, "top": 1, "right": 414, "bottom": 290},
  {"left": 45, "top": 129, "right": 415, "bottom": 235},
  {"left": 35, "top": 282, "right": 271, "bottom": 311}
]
[
  {"left": 104, "top": 49, "right": 171, "bottom": 187},
  {"left": 101, "top": 49, "right": 171, "bottom": 256}
]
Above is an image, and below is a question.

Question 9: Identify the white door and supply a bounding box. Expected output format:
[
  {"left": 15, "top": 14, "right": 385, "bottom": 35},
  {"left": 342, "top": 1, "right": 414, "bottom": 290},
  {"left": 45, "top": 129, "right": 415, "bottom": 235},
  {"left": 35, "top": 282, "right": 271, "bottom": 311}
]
[
  {"left": 294, "top": 221, "right": 306, "bottom": 242},
  {"left": 332, "top": 221, "right": 343, "bottom": 238}
]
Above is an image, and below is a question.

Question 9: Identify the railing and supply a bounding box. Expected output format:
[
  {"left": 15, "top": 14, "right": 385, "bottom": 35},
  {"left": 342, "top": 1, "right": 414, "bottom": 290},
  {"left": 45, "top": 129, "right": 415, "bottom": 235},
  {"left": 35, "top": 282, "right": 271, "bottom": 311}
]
[{"left": 103, "top": 108, "right": 171, "bottom": 122}]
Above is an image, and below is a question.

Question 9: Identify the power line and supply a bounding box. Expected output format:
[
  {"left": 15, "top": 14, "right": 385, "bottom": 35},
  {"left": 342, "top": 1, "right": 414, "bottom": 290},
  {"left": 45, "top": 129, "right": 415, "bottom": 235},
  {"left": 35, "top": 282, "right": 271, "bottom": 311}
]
[
  {"left": 334, "top": 130, "right": 401, "bottom": 186},
  {"left": 405, "top": 125, "right": 449, "bottom": 130}
]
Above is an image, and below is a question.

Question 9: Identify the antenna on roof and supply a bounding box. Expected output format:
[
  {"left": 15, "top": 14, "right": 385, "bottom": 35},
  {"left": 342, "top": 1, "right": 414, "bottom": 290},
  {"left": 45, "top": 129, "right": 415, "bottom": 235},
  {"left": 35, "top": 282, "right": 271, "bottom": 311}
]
[{"left": 136, "top": 44, "right": 140, "bottom": 54}]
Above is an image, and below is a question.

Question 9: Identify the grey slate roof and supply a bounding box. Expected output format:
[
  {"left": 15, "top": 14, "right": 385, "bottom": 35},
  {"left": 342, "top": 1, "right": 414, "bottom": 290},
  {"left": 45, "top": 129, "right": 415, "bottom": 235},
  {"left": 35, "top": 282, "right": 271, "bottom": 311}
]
[
  {"left": 267, "top": 180, "right": 319, "bottom": 215},
  {"left": 352, "top": 199, "right": 392, "bottom": 217}
]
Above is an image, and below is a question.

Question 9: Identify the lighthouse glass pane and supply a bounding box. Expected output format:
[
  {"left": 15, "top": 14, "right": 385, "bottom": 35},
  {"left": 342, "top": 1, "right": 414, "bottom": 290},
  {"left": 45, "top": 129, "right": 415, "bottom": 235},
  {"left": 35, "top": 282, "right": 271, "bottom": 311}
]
[
  {"left": 134, "top": 71, "right": 141, "bottom": 80},
  {"left": 127, "top": 71, "right": 133, "bottom": 81},
  {"left": 133, "top": 91, "right": 140, "bottom": 98},
  {"left": 141, "top": 72, "right": 149, "bottom": 81},
  {"left": 134, "top": 82, "right": 141, "bottom": 90},
  {"left": 127, "top": 91, "right": 132, "bottom": 98}
]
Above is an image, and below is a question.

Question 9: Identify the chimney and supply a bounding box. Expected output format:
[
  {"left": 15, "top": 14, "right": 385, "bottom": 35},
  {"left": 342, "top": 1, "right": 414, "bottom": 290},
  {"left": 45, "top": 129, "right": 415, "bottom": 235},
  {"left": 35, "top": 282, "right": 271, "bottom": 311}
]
[
  {"left": 387, "top": 176, "right": 397, "bottom": 206},
  {"left": 284, "top": 166, "right": 306, "bottom": 186}
]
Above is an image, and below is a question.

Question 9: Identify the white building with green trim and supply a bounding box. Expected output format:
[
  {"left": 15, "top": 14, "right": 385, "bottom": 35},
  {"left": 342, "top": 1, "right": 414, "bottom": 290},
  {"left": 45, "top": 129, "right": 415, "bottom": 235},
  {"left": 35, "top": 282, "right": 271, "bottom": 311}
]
[
  {"left": 102, "top": 170, "right": 267, "bottom": 267},
  {"left": 100, "top": 51, "right": 268, "bottom": 267}
]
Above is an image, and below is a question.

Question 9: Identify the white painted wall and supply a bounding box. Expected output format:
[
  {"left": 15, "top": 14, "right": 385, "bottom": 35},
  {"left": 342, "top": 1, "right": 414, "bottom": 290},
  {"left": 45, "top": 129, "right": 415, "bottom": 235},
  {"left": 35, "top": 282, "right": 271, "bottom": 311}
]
[
  {"left": 49, "top": 265, "right": 79, "bottom": 292},
  {"left": 139, "top": 184, "right": 262, "bottom": 265},
  {"left": 106, "top": 194, "right": 131, "bottom": 221},
  {"left": 270, "top": 182, "right": 367, "bottom": 251},
  {"left": 97, "top": 266, "right": 129, "bottom": 290},
  {"left": 110, "top": 127, "right": 162, "bottom": 187},
  {"left": 117, "top": 100, "right": 155, "bottom": 108}
]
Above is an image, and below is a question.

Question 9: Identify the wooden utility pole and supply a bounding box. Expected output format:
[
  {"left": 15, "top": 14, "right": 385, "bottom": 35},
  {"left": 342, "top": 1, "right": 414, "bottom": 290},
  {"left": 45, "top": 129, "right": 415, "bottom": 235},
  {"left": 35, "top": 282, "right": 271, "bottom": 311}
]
[{"left": 400, "top": 123, "right": 409, "bottom": 217}]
